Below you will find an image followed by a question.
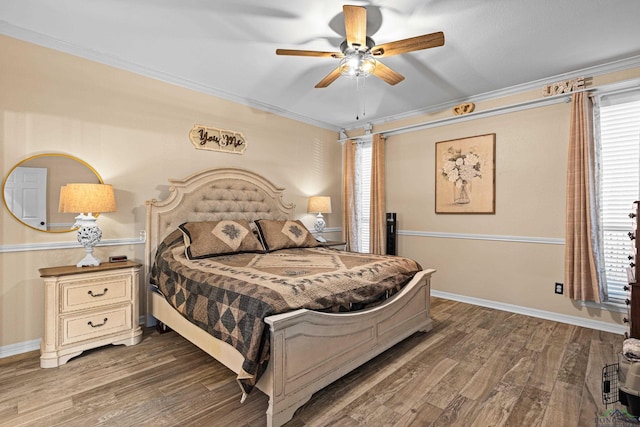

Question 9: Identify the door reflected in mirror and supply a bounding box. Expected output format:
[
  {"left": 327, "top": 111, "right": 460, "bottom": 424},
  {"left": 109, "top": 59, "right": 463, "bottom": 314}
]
[{"left": 2, "top": 154, "right": 103, "bottom": 232}]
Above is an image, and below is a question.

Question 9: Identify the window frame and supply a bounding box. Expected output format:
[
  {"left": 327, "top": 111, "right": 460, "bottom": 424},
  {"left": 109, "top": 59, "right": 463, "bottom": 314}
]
[
  {"left": 354, "top": 139, "right": 372, "bottom": 253},
  {"left": 594, "top": 88, "right": 640, "bottom": 304}
]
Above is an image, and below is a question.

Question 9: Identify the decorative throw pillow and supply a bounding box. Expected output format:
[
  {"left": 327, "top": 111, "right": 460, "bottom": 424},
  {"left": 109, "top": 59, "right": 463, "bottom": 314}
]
[
  {"left": 178, "top": 220, "right": 264, "bottom": 259},
  {"left": 254, "top": 219, "right": 320, "bottom": 252}
]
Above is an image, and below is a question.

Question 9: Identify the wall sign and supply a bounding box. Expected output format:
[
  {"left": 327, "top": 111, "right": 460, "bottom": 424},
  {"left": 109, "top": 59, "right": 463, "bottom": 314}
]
[
  {"left": 189, "top": 124, "right": 247, "bottom": 154},
  {"left": 542, "top": 77, "right": 585, "bottom": 97},
  {"left": 452, "top": 102, "right": 475, "bottom": 116}
]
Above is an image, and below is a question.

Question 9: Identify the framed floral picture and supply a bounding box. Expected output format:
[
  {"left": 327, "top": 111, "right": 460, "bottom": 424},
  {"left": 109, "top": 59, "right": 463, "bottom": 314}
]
[{"left": 435, "top": 133, "right": 495, "bottom": 214}]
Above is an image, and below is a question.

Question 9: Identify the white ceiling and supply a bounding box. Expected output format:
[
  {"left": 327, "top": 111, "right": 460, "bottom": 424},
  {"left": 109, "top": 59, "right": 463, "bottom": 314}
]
[{"left": 2, "top": 0, "right": 640, "bottom": 131}]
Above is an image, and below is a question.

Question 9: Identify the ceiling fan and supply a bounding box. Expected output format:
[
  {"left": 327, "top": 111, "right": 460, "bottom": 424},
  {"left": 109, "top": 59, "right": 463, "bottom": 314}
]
[{"left": 276, "top": 5, "right": 445, "bottom": 88}]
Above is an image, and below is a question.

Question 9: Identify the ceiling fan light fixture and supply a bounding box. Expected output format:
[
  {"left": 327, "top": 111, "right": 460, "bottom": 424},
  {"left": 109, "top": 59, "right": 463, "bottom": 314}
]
[{"left": 339, "top": 50, "right": 376, "bottom": 78}]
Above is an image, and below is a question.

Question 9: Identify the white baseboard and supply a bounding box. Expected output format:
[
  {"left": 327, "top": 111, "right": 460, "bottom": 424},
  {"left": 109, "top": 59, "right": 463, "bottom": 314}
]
[
  {"left": 432, "top": 290, "right": 627, "bottom": 335},
  {"left": 2, "top": 295, "right": 626, "bottom": 359},
  {"left": 0, "top": 316, "right": 148, "bottom": 359},
  {"left": 0, "top": 338, "right": 41, "bottom": 359}
]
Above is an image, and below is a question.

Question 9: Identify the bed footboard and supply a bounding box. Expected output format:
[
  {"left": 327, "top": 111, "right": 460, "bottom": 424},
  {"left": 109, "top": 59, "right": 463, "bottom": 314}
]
[{"left": 263, "top": 268, "right": 434, "bottom": 427}]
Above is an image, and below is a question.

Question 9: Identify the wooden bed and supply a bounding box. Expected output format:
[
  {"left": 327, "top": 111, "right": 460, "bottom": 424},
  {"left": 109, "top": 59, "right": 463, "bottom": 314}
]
[{"left": 144, "top": 167, "right": 434, "bottom": 427}]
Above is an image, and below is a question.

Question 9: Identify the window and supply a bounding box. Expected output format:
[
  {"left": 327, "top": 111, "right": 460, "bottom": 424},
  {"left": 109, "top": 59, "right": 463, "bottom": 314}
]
[
  {"left": 354, "top": 140, "right": 372, "bottom": 253},
  {"left": 597, "top": 90, "right": 640, "bottom": 302}
]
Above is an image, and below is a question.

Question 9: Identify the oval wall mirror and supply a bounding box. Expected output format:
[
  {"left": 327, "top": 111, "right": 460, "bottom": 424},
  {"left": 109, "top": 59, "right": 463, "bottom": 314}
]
[{"left": 2, "top": 153, "right": 103, "bottom": 232}]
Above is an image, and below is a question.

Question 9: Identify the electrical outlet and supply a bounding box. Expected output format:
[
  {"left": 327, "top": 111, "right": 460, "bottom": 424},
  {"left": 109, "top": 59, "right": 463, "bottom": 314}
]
[{"left": 555, "top": 282, "right": 564, "bottom": 294}]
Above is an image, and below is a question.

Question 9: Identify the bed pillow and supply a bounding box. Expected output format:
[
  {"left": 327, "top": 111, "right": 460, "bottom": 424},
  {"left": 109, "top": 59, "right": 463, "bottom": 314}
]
[
  {"left": 254, "top": 219, "right": 321, "bottom": 252},
  {"left": 178, "top": 220, "right": 264, "bottom": 259}
]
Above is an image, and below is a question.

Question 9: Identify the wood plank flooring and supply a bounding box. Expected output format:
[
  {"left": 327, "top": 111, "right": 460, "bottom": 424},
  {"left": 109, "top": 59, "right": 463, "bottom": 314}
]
[{"left": 0, "top": 298, "right": 627, "bottom": 426}]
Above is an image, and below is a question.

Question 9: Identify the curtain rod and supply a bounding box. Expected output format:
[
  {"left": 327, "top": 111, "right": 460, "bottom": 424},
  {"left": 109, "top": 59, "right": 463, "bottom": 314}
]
[{"left": 337, "top": 92, "right": 574, "bottom": 143}]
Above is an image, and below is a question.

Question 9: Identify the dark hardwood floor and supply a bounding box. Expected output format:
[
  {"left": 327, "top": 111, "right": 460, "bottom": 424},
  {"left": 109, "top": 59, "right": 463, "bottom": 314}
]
[{"left": 0, "top": 298, "right": 628, "bottom": 426}]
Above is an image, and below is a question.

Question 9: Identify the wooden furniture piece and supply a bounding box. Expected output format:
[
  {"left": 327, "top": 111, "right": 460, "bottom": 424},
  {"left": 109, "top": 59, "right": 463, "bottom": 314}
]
[
  {"left": 627, "top": 201, "right": 640, "bottom": 338},
  {"left": 145, "top": 168, "right": 434, "bottom": 427},
  {"left": 318, "top": 240, "right": 347, "bottom": 249},
  {"left": 39, "top": 261, "right": 143, "bottom": 368}
]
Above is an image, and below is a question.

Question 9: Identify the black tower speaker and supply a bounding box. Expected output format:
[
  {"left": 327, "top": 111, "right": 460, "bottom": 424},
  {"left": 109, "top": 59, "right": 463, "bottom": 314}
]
[{"left": 386, "top": 212, "right": 397, "bottom": 255}]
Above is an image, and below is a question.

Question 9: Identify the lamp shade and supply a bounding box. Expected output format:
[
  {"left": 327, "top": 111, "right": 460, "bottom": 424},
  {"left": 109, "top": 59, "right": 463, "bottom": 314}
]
[
  {"left": 307, "top": 196, "right": 332, "bottom": 214},
  {"left": 59, "top": 183, "right": 116, "bottom": 214}
]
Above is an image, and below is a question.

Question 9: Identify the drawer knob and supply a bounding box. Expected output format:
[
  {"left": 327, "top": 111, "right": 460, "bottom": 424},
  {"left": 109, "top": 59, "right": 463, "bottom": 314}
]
[
  {"left": 87, "top": 288, "right": 108, "bottom": 298},
  {"left": 87, "top": 318, "right": 108, "bottom": 328}
]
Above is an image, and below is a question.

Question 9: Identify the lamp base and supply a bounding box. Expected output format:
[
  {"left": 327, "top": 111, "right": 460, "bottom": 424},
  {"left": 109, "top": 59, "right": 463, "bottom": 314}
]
[
  {"left": 77, "top": 252, "right": 101, "bottom": 267},
  {"left": 313, "top": 213, "right": 327, "bottom": 243},
  {"left": 75, "top": 215, "right": 102, "bottom": 267}
]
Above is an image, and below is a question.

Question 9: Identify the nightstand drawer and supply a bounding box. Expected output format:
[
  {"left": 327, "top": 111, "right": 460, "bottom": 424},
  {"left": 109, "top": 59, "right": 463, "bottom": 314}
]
[
  {"left": 61, "top": 305, "right": 132, "bottom": 346},
  {"left": 61, "top": 274, "right": 132, "bottom": 312},
  {"left": 40, "top": 261, "right": 142, "bottom": 367}
]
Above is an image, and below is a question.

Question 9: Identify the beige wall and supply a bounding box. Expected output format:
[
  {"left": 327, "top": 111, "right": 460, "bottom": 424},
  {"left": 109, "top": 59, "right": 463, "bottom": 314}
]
[
  {"left": 383, "top": 70, "right": 640, "bottom": 328},
  {"left": 0, "top": 35, "right": 342, "bottom": 348},
  {"left": 387, "top": 104, "right": 572, "bottom": 307},
  {"left": 3, "top": 32, "right": 639, "bottom": 352}
]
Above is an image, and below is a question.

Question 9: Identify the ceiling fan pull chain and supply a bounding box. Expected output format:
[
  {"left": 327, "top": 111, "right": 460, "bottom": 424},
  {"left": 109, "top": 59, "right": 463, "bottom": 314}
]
[
  {"left": 355, "top": 77, "right": 360, "bottom": 120},
  {"left": 362, "top": 77, "right": 367, "bottom": 118},
  {"left": 355, "top": 76, "right": 367, "bottom": 120}
]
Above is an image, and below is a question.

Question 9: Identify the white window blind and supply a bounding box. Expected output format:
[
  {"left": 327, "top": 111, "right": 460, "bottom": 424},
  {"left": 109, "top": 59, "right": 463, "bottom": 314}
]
[
  {"left": 599, "top": 91, "right": 640, "bottom": 302},
  {"left": 355, "top": 140, "right": 372, "bottom": 253}
]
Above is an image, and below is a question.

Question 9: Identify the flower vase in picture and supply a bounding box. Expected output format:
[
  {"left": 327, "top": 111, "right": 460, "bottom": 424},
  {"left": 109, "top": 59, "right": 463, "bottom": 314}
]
[
  {"left": 454, "top": 181, "right": 470, "bottom": 204},
  {"left": 435, "top": 133, "right": 495, "bottom": 214},
  {"left": 441, "top": 147, "right": 482, "bottom": 205}
]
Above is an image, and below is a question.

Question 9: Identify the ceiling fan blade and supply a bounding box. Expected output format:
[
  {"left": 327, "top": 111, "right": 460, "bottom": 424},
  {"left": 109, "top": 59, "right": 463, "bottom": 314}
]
[
  {"left": 276, "top": 49, "right": 343, "bottom": 58},
  {"left": 371, "top": 31, "right": 445, "bottom": 57},
  {"left": 343, "top": 5, "right": 367, "bottom": 48},
  {"left": 372, "top": 61, "right": 405, "bottom": 85},
  {"left": 315, "top": 67, "right": 342, "bottom": 88}
]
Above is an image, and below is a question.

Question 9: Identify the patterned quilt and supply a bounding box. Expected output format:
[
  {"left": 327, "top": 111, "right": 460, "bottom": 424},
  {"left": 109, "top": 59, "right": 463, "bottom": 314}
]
[{"left": 150, "top": 230, "right": 422, "bottom": 394}]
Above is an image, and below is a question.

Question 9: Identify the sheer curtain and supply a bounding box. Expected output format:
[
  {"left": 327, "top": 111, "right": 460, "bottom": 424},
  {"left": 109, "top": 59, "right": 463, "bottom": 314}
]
[
  {"left": 565, "top": 92, "right": 605, "bottom": 302},
  {"left": 342, "top": 140, "right": 357, "bottom": 252},
  {"left": 353, "top": 140, "right": 368, "bottom": 252},
  {"left": 370, "top": 134, "right": 386, "bottom": 255}
]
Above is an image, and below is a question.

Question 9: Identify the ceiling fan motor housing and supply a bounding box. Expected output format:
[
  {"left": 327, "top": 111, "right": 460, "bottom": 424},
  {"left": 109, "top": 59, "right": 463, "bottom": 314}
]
[{"left": 339, "top": 36, "right": 376, "bottom": 54}]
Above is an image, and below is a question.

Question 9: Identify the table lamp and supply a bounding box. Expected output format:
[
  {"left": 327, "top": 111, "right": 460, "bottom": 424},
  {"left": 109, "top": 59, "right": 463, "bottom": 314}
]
[
  {"left": 308, "top": 196, "right": 332, "bottom": 242},
  {"left": 59, "top": 183, "right": 116, "bottom": 267}
]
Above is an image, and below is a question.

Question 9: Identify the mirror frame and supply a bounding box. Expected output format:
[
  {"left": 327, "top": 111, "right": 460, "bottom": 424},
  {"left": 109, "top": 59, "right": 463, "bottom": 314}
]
[{"left": 2, "top": 153, "right": 104, "bottom": 233}]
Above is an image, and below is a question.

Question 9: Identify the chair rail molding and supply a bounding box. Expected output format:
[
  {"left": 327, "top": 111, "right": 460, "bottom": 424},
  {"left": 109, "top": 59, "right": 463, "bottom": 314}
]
[
  {"left": 0, "top": 237, "right": 145, "bottom": 253},
  {"left": 398, "top": 230, "right": 564, "bottom": 245}
]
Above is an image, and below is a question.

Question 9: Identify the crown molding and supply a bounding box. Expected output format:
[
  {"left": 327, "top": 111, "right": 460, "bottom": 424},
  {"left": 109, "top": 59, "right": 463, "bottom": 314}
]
[
  {"left": 0, "top": 22, "right": 340, "bottom": 132},
  {"left": 345, "top": 55, "right": 640, "bottom": 131},
  {"left": 3, "top": 20, "right": 638, "bottom": 135}
]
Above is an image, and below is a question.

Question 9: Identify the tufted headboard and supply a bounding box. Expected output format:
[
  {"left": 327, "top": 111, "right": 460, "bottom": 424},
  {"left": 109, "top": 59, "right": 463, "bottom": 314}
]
[{"left": 144, "top": 168, "right": 294, "bottom": 283}]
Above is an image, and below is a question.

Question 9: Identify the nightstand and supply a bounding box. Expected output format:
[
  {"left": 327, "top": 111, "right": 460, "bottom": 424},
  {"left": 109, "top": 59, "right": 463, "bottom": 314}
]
[
  {"left": 319, "top": 240, "right": 347, "bottom": 250},
  {"left": 39, "top": 261, "right": 143, "bottom": 368}
]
